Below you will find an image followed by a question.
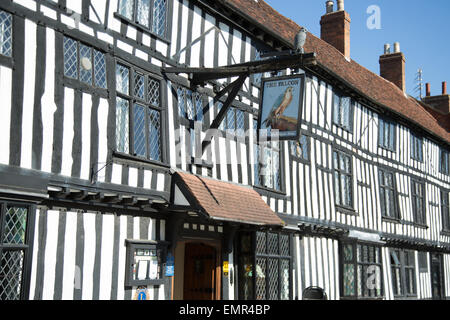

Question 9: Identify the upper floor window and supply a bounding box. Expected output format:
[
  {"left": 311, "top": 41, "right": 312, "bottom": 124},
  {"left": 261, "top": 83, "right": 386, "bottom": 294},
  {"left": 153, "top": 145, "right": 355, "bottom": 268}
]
[
  {"left": 63, "top": 37, "right": 107, "bottom": 89},
  {"left": 378, "top": 117, "right": 396, "bottom": 151},
  {"left": 0, "top": 10, "right": 12, "bottom": 57},
  {"left": 177, "top": 87, "right": 204, "bottom": 123},
  {"left": 341, "top": 242, "right": 383, "bottom": 299},
  {"left": 441, "top": 190, "right": 450, "bottom": 232},
  {"left": 378, "top": 169, "right": 399, "bottom": 219},
  {"left": 118, "top": 0, "right": 167, "bottom": 38},
  {"left": 411, "top": 179, "right": 426, "bottom": 225},
  {"left": 333, "top": 150, "right": 353, "bottom": 208},
  {"left": 218, "top": 103, "right": 245, "bottom": 137},
  {"left": 0, "top": 203, "right": 34, "bottom": 300},
  {"left": 390, "top": 249, "right": 417, "bottom": 298},
  {"left": 333, "top": 93, "right": 353, "bottom": 132},
  {"left": 439, "top": 148, "right": 449, "bottom": 175},
  {"left": 290, "top": 134, "right": 309, "bottom": 161},
  {"left": 115, "top": 62, "right": 162, "bottom": 162},
  {"left": 254, "top": 120, "right": 281, "bottom": 191},
  {"left": 410, "top": 133, "right": 423, "bottom": 162}
]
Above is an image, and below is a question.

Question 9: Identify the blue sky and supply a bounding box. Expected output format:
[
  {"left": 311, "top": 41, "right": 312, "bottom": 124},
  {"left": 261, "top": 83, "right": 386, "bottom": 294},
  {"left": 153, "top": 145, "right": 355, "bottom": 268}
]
[{"left": 264, "top": 0, "right": 450, "bottom": 98}]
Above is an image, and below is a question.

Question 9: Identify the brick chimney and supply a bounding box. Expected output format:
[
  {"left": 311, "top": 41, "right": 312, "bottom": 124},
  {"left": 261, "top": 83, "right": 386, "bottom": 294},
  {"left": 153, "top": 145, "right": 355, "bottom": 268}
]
[
  {"left": 379, "top": 42, "right": 406, "bottom": 92},
  {"left": 320, "top": 0, "right": 351, "bottom": 59},
  {"left": 422, "top": 82, "right": 450, "bottom": 114}
]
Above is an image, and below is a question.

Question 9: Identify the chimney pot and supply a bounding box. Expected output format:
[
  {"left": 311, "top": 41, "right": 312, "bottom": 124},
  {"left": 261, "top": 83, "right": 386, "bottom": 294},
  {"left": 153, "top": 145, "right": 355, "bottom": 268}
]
[
  {"left": 320, "top": 3, "right": 351, "bottom": 59},
  {"left": 394, "top": 42, "right": 400, "bottom": 53},
  {"left": 443, "top": 81, "right": 447, "bottom": 95},
  {"left": 384, "top": 44, "right": 391, "bottom": 55},
  {"left": 326, "top": 1, "right": 334, "bottom": 14},
  {"left": 337, "top": 0, "right": 344, "bottom": 11},
  {"left": 426, "top": 83, "right": 431, "bottom": 97}
]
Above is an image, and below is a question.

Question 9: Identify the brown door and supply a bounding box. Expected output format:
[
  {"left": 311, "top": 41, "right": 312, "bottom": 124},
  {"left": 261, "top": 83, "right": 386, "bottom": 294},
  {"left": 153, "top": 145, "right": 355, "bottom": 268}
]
[{"left": 183, "top": 243, "right": 217, "bottom": 300}]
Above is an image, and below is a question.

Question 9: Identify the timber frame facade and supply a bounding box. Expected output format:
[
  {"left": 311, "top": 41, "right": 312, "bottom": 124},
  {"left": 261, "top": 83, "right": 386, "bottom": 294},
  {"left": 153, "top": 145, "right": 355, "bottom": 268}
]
[{"left": 0, "top": 0, "right": 449, "bottom": 301}]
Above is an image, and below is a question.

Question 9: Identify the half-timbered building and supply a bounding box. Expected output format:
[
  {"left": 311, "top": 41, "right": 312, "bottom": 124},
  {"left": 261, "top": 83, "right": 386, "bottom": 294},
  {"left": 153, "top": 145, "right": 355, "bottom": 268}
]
[{"left": 0, "top": 0, "right": 449, "bottom": 300}]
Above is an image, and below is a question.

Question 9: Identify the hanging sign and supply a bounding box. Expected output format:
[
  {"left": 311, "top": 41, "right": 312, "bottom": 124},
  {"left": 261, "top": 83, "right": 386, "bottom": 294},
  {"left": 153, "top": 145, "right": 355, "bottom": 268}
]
[
  {"left": 165, "top": 253, "right": 175, "bottom": 277},
  {"left": 258, "top": 74, "right": 305, "bottom": 141}
]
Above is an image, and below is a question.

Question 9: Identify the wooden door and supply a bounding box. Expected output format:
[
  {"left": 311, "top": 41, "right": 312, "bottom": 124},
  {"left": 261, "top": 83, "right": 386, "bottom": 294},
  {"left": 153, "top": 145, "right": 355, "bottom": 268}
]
[{"left": 183, "top": 243, "right": 217, "bottom": 300}]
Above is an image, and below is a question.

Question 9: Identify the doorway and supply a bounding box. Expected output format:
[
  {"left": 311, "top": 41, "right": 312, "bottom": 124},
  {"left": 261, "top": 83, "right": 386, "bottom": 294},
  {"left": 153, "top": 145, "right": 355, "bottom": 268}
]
[
  {"left": 431, "top": 253, "right": 445, "bottom": 300},
  {"left": 183, "top": 242, "right": 220, "bottom": 300}
]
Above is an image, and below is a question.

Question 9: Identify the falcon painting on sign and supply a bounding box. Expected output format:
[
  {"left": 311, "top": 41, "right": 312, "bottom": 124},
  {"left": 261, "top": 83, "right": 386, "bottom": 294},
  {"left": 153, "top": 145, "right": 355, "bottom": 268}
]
[{"left": 259, "top": 74, "right": 305, "bottom": 141}]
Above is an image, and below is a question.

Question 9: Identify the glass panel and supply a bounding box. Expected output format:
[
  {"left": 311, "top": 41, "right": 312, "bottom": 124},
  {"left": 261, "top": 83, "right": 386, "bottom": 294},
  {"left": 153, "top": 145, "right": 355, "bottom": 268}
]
[
  {"left": 267, "top": 258, "right": 279, "bottom": 300},
  {"left": 280, "top": 259, "right": 290, "bottom": 300},
  {"left": 2, "top": 207, "right": 28, "bottom": 245},
  {"left": 255, "top": 258, "right": 266, "bottom": 300},
  {"left": 272, "top": 150, "right": 281, "bottom": 191},
  {"left": 0, "top": 250, "right": 24, "bottom": 300},
  {"left": 186, "top": 90, "right": 194, "bottom": 120},
  {"left": 343, "top": 244, "right": 353, "bottom": 261},
  {"left": 63, "top": 37, "right": 78, "bottom": 79},
  {"left": 239, "top": 255, "right": 253, "bottom": 300},
  {"left": 116, "top": 97, "right": 129, "bottom": 153},
  {"left": 136, "top": 0, "right": 150, "bottom": 28},
  {"left": 341, "top": 97, "right": 351, "bottom": 129},
  {"left": 343, "top": 264, "right": 355, "bottom": 296},
  {"left": 132, "top": 247, "right": 160, "bottom": 281},
  {"left": 334, "top": 172, "right": 341, "bottom": 205},
  {"left": 152, "top": 0, "right": 167, "bottom": 37},
  {"left": 148, "top": 78, "right": 160, "bottom": 107},
  {"left": 94, "top": 50, "right": 107, "bottom": 89},
  {"left": 280, "top": 234, "right": 290, "bottom": 257},
  {"left": 193, "top": 93, "right": 203, "bottom": 123},
  {"left": 134, "top": 73, "right": 145, "bottom": 100},
  {"left": 133, "top": 104, "right": 146, "bottom": 157},
  {"left": 236, "top": 109, "right": 245, "bottom": 135},
  {"left": 116, "top": 64, "right": 130, "bottom": 95},
  {"left": 256, "top": 231, "right": 266, "bottom": 255},
  {"left": 227, "top": 108, "right": 235, "bottom": 132},
  {"left": 0, "top": 10, "right": 13, "bottom": 57},
  {"left": 119, "top": 0, "right": 134, "bottom": 20},
  {"left": 148, "top": 109, "right": 161, "bottom": 161},
  {"left": 254, "top": 143, "right": 261, "bottom": 186},
  {"left": 267, "top": 233, "right": 278, "bottom": 255},
  {"left": 177, "top": 88, "right": 186, "bottom": 118},
  {"left": 79, "top": 44, "right": 92, "bottom": 85}
]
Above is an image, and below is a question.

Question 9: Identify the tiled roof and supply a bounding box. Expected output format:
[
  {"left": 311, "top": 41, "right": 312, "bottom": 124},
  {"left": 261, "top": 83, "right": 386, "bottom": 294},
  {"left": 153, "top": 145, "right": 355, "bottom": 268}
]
[
  {"left": 221, "top": 0, "right": 450, "bottom": 145},
  {"left": 175, "top": 171, "right": 285, "bottom": 226}
]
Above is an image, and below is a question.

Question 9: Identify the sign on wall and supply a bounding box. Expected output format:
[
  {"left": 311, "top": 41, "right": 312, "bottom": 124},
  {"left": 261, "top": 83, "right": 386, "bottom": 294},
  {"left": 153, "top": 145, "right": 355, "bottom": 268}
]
[{"left": 258, "top": 74, "right": 305, "bottom": 141}]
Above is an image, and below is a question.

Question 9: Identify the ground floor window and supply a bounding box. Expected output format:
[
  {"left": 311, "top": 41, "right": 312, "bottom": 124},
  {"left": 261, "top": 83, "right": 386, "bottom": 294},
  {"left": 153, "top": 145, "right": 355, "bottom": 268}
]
[
  {"left": 390, "top": 249, "right": 417, "bottom": 298},
  {"left": 340, "top": 241, "right": 383, "bottom": 299},
  {"left": 237, "top": 231, "right": 291, "bottom": 300},
  {"left": 0, "top": 203, "right": 34, "bottom": 300}
]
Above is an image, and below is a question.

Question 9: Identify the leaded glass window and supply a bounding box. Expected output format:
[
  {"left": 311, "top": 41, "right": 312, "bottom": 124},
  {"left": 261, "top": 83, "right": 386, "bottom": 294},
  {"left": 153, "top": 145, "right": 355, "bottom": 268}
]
[
  {"left": 217, "top": 105, "right": 245, "bottom": 136},
  {"left": 378, "top": 117, "right": 396, "bottom": 151},
  {"left": 333, "top": 93, "right": 353, "bottom": 132},
  {"left": 63, "top": 37, "right": 107, "bottom": 89},
  {"left": 341, "top": 242, "right": 383, "bottom": 299},
  {"left": 117, "top": 0, "right": 167, "bottom": 38},
  {"left": 439, "top": 148, "right": 449, "bottom": 175},
  {"left": 115, "top": 63, "right": 163, "bottom": 162},
  {"left": 290, "top": 134, "right": 309, "bottom": 161},
  {"left": 0, "top": 204, "right": 33, "bottom": 301},
  {"left": 378, "top": 169, "right": 399, "bottom": 219},
  {"left": 441, "top": 190, "right": 450, "bottom": 232},
  {"left": 333, "top": 150, "right": 353, "bottom": 208},
  {"left": 0, "top": 10, "right": 12, "bottom": 57},
  {"left": 237, "top": 231, "right": 292, "bottom": 301},
  {"left": 411, "top": 179, "right": 426, "bottom": 225},
  {"left": 410, "top": 133, "right": 423, "bottom": 162},
  {"left": 390, "top": 249, "right": 417, "bottom": 298},
  {"left": 177, "top": 87, "right": 204, "bottom": 123}
]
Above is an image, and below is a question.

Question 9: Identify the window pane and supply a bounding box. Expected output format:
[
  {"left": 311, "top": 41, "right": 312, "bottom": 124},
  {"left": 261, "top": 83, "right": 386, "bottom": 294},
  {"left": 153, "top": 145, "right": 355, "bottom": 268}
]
[
  {"left": 2, "top": 207, "right": 28, "bottom": 245},
  {"left": 267, "top": 233, "right": 279, "bottom": 255},
  {"left": 343, "top": 264, "right": 355, "bottom": 296},
  {"left": 148, "top": 109, "right": 161, "bottom": 161},
  {"left": 64, "top": 37, "right": 78, "bottom": 79},
  {"left": 133, "top": 104, "right": 146, "bottom": 157},
  {"left": 119, "top": 0, "right": 134, "bottom": 20},
  {"left": 136, "top": 0, "right": 150, "bottom": 28},
  {"left": 0, "top": 250, "right": 25, "bottom": 301},
  {"left": 256, "top": 231, "right": 267, "bottom": 254},
  {"left": 94, "top": 50, "right": 107, "bottom": 89},
  {"left": 177, "top": 88, "right": 186, "bottom": 118},
  {"left": 239, "top": 255, "right": 254, "bottom": 300},
  {"left": 194, "top": 93, "right": 203, "bottom": 123},
  {"left": 255, "top": 258, "right": 266, "bottom": 300},
  {"left": 116, "top": 97, "right": 129, "bottom": 153},
  {"left": 280, "top": 259, "right": 290, "bottom": 300},
  {"left": 341, "top": 97, "right": 351, "bottom": 129},
  {"left": 343, "top": 244, "right": 353, "bottom": 261},
  {"left": 267, "top": 258, "right": 279, "bottom": 300},
  {"left": 79, "top": 44, "right": 92, "bottom": 85},
  {"left": 134, "top": 73, "right": 145, "bottom": 100},
  {"left": 254, "top": 143, "right": 261, "bottom": 186},
  {"left": 236, "top": 109, "right": 245, "bottom": 134},
  {"left": 152, "top": 0, "right": 167, "bottom": 37},
  {"left": 186, "top": 90, "right": 194, "bottom": 120},
  {"left": 0, "top": 10, "right": 13, "bottom": 57},
  {"left": 116, "top": 64, "right": 130, "bottom": 95}
]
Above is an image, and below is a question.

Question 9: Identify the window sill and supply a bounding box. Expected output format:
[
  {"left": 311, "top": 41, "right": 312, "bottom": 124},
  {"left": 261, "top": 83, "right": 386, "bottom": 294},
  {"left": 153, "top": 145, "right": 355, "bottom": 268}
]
[
  {"left": 0, "top": 54, "right": 13, "bottom": 69},
  {"left": 333, "top": 123, "right": 353, "bottom": 134},
  {"left": 253, "top": 184, "right": 287, "bottom": 197},
  {"left": 382, "top": 216, "right": 402, "bottom": 224},
  {"left": 411, "top": 222, "right": 428, "bottom": 229},
  {"left": 112, "top": 151, "right": 171, "bottom": 170},
  {"left": 440, "top": 230, "right": 450, "bottom": 237},
  {"left": 114, "top": 13, "right": 170, "bottom": 44},
  {"left": 190, "top": 157, "right": 213, "bottom": 169},
  {"left": 377, "top": 145, "right": 396, "bottom": 153},
  {"left": 335, "top": 205, "right": 358, "bottom": 216}
]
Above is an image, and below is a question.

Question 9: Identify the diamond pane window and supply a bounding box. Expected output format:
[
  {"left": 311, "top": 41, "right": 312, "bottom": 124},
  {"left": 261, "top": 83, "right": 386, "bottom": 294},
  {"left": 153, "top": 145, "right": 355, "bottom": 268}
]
[
  {"left": 255, "top": 257, "right": 266, "bottom": 300},
  {"left": 79, "top": 44, "right": 93, "bottom": 85},
  {"left": 148, "top": 78, "right": 160, "bottom": 107},
  {"left": 94, "top": 50, "right": 107, "bottom": 89},
  {"left": 136, "top": 0, "right": 151, "bottom": 28},
  {"left": 0, "top": 10, "right": 13, "bottom": 57},
  {"left": 116, "top": 64, "right": 130, "bottom": 95},
  {"left": 2, "top": 207, "right": 27, "bottom": 245},
  {"left": 133, "top": 104, "right": 146, "bottom": 157},
  {"left": 119, "top": 0, "right": 134, "bottom": 20},
  {"left": 152, "top": 0, "right": 167, "bottom": 37},
  {"left": 1, "top": 204, "right": 32, "bottom": 301},
  {"left": 333, "top": 93, "right": 353, "bottom": 132},
  {"left": 148, "top": 109, "right": 161, "bottom": 161},
  {"left": 134, "top": 73, "right": 146, "bottom": 100},
  {"left": 116, "top": 97, "right": 130, "bottom": 153},
  {"left": 267, "top": 259, "right": 279, "bottom": 300},
  {"left": 290, "top": 135, "right": 309, "bottom": 161},
  {"left": 178, "top": 87, "right": 205, "bottom": 123},
  {"left": 64, "top": 37, "right": 78, "bottom": 79}
]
